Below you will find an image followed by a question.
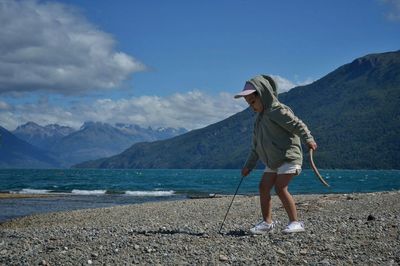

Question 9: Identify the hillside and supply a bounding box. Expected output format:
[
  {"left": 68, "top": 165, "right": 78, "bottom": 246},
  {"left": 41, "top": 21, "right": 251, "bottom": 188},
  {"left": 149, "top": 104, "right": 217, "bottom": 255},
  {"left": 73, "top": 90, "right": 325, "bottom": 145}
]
[
  {"left": 75, "top": 109, "right": 255, "bottom": 169},
  {"left": 0, "top": 127, "right": 60, "bottom": 168},
  {"left": 279, "top": 51, "right": 400, "bottom": 169},
  {"left": 75, "top": 50, "right": 400, "bottom": 170},
  {"left": 8, "top": 121, "right": 187, "bottom": 167}
]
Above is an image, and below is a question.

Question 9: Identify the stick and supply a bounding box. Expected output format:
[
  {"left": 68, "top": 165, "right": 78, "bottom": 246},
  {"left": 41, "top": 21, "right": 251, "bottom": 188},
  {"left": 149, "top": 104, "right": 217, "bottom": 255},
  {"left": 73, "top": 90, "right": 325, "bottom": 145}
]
[
  {"left": 309, "top": 149, "right": 330, "bottom": 187},
  {"left": 218, "top": 177, "right": 244, "bottom": 234}
]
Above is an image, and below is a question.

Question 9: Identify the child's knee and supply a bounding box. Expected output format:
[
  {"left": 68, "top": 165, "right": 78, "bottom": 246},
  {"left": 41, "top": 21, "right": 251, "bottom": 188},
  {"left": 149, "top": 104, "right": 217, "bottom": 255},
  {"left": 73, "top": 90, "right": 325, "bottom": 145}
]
[{"left": 274, "top": 186, "right": 287, "bottom": 196}]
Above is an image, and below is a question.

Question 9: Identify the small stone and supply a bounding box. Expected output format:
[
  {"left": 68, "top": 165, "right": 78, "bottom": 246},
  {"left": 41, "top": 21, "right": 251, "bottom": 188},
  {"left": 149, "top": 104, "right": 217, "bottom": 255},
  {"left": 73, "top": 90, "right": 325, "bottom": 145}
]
[
  {"left": 87, "top": 260, "right": 93, "bottom": 265},
  {"left": 134, "top": 244, "right": 140, "bottom": 250},
  {"left": 320, "top": 258, "right": 330, "bottom": 265},
  {"left": 40, "top": 260, "right": 50, "bottom": 266},
  {"left": 64, "top": 247, "right": 68, "bottom": 250},
  {"left": 276, "top": 248, "right": 286, "bottom": 255},
  {"left": 300, "top": 249, "right": 308, "bottom": 255},
  {"left": 219, "top": 254, "right": 229, "bottom": 261}
]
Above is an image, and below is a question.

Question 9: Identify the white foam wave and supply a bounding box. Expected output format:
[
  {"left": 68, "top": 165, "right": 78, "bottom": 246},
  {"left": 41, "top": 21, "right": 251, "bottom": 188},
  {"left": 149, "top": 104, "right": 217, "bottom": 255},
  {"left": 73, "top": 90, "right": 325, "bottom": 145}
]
[
  {"left": 125, "top": 190, "right": 175, "bottom": 197},
  {"left": 71, "top": 189, "right": 107, "bottom": 195},
  {"left": 18, "top": 189, "right": 51, "bottom": 194}
]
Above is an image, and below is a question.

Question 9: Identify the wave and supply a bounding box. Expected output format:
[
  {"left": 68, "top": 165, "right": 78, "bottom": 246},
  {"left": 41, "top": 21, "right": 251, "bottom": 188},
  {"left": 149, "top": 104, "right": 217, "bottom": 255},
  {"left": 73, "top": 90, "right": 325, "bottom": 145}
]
[
  {"left": 71, "top": 189, "right": 107, "bottom": 195},
  {"left": 9, "top": 188, "right": 175, "bottom": 197},
  {"left": 125, "top": 190, "right": 175, "bottom": 197},
  {"left": 16, "top": 188, "right": 52, "bottom": 194}
]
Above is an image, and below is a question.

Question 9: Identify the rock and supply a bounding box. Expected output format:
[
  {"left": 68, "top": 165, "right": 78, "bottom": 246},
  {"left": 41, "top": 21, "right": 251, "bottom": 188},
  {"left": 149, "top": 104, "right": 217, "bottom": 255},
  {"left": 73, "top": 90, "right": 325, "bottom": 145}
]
[
  {"left": 276, "top": 248, "right": 286, "bottom": 255},
  {"left": 319, "top": 258, "right": 330, "bottom": 265},
  {"left": 300, "top": 249, "right": 308, "bottom": 255},
  {"left": 87, "top": 259, "right": 93, "bottom": 265},
  {"left": 40, "top": 260, "right": 50, "bottom": 266},
  {"left": 219, "top": 254, "right": 229, "bottom": 261},
  {"left": 146, "top": 248, "right": 153, "bottom": 253}
]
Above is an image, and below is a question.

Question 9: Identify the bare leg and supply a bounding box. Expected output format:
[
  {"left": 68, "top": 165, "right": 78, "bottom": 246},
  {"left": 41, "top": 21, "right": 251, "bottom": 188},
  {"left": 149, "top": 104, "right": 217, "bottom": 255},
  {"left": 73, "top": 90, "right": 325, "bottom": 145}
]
[
  {"left": 274, "top": 174, "right": 297, "bottom": 222},
  {"left": 259, "top": 172, "right": 277, "bottom": 223}
]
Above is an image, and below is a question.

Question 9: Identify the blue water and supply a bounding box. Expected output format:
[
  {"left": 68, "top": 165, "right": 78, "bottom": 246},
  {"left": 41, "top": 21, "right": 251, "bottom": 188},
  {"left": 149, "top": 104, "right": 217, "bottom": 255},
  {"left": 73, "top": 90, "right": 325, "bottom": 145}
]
[{"left": 0, "top": 169, "right": 399, "bottom": 222}]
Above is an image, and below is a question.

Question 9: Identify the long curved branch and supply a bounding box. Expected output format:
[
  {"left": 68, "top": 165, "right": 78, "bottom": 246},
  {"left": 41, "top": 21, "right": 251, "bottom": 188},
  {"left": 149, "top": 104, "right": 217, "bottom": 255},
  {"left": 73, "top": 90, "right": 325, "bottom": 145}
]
[{"left": 309, "top": 149, "right": 330, "bottom": 187}]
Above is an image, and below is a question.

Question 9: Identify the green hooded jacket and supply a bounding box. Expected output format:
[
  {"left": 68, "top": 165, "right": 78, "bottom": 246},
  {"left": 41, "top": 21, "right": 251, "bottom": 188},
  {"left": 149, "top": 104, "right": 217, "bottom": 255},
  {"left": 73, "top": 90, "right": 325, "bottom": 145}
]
[{"left": 244, "top": 75, "right": 315, "bottom": 170}]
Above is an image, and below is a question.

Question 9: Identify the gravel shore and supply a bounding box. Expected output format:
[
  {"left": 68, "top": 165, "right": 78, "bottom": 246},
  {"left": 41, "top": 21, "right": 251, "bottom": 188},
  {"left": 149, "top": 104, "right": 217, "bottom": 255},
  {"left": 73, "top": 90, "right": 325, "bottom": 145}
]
[{"left": 1, "top": 191, "right": 399, "bottom": 265}]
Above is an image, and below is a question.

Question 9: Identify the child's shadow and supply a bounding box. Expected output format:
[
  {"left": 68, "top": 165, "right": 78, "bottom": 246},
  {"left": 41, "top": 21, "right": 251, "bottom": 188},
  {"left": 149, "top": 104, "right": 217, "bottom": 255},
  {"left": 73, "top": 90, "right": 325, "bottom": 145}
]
[{"left": 223, "top": 229, "right": 249, "bottom": 237}]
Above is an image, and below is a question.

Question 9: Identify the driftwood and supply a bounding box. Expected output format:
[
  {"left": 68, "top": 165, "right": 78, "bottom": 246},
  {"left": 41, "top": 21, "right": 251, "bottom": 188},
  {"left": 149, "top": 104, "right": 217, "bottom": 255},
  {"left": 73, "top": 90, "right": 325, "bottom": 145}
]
[{"left": 309, "top": 149, "right": 330, "bottom": 187}]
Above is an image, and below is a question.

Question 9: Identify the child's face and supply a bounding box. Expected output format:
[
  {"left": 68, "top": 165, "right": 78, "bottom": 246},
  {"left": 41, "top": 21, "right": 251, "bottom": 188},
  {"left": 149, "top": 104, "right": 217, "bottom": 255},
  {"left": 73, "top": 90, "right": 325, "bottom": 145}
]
[{"left": 244, "top": 93, "right": 263, "bottom": 113}]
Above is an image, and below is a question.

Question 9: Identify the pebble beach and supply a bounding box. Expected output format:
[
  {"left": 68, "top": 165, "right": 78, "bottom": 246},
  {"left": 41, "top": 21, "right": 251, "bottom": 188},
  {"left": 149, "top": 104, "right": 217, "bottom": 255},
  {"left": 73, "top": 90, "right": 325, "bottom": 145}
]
[{"left": 1, "top": 191, "right": 399, "bottom": 265}]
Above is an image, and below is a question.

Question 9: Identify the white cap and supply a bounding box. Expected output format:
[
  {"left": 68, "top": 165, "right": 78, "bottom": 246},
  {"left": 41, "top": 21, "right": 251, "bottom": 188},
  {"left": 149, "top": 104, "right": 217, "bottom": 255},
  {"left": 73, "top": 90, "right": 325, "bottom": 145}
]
[{"left": 234, "top": 82, "right": 256, "bottom": 99}]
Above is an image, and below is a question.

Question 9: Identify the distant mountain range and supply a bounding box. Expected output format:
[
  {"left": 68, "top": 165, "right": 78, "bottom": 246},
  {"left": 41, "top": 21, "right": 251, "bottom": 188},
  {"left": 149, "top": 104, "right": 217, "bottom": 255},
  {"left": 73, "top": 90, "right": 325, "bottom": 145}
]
[
  {"left": 13, "top": 122, "right": 75, "bottom": 150},
  {"left": 0, "top": 126, "right": 59, "bottom": 168},
  {"left": 75, "top": 50, "right": 400, "bottom": 170},
  {"left": 0, "top": 122, "right": 186, "bottom": 168}
]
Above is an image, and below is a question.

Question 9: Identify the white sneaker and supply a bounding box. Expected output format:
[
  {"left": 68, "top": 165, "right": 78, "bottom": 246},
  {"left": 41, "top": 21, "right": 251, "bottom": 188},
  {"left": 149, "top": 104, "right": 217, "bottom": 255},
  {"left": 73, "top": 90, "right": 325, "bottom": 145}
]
[
  {"left": 282, "top": 221, "right": 305, "bottom": 233},
  {"left": 250, "top": 221, "right": 276, "bottom": 235}
]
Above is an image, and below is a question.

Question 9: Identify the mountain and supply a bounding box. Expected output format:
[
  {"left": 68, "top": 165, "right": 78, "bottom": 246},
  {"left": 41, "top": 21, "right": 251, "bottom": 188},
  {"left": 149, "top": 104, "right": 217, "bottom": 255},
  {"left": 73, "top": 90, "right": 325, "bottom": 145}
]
[
  {"left": 6, "top": 121, "right": 187, "bottom": 167},
  {"left": 278, "top": 50, "right": 400, "bottom": 169},
  {"left": 75, "top": 109, "right": 255, "bottom": 169},
  {"left": 75, "top": 50, "right": 400, "bottom": 170},
  {"left": 0, "top": 126, "right": 60, "bottom": 168},
  {"left": 49, "top": 122, "right": 187, "bottom": 166},
  {"left": 114, "top": 123, "right": 187, "bottom": 141},
  {"left": 13, "top": 122, "right": 75, "bottom": 149}
]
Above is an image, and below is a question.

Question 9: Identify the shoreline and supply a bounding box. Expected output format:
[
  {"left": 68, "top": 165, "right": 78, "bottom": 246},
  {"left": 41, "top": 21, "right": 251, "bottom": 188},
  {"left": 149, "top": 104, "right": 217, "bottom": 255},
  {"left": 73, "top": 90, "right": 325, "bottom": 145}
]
[
  {"left": 1, "top": 191, "right": 399, "bottom": 265},
  {"left": 0, "top": 192, "right": 56, "bottom": 199}
]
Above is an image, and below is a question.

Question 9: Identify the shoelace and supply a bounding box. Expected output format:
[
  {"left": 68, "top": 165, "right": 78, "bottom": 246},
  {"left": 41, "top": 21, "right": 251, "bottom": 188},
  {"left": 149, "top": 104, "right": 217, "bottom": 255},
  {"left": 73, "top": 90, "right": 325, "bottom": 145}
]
[
  {"left": 286, "top": 221, "right": 304, "bottom": 230},
  {"left": 255, "top": 220, "right": 276, "bottom": 229}
]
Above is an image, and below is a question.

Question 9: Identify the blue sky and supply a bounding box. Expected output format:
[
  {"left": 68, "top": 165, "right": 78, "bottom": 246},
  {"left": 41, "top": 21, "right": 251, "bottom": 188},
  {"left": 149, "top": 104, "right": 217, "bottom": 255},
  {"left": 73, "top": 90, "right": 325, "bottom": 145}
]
[{"left": 0, "top": 0, "right": 399, "bottom": 130}]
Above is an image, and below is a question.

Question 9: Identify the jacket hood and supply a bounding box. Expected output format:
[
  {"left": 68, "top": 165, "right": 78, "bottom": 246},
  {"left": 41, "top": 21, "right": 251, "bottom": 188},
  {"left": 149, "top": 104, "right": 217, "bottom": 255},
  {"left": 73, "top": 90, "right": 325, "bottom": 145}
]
[{"left": 247, "top": 75, "right": 279, "bottom": 110}]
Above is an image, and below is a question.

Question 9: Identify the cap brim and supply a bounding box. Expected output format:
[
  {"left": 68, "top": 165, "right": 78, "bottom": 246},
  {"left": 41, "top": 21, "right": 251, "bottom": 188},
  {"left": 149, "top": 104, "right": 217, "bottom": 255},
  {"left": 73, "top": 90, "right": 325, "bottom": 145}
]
[{"left": 234, "top": 89, "right": 256, "bottom": 99}]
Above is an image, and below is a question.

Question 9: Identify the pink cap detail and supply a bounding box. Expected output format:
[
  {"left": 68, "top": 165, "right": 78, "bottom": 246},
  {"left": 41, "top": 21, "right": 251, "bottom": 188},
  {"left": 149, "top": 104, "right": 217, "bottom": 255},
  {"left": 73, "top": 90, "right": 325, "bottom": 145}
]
[{"left": 234, "top": 82, "right": 256, "bottom": 99}]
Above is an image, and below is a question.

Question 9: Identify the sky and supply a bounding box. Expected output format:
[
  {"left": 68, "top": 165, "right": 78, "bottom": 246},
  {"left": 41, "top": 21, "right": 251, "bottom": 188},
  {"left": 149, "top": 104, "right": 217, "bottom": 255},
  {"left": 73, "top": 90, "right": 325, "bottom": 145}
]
[{"left": 0, "top": 0, "right": 399, "bottom": 131}]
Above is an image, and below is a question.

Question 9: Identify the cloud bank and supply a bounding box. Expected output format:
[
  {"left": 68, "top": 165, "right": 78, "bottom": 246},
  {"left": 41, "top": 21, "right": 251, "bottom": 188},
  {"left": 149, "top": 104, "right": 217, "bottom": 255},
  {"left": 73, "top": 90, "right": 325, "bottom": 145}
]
[
  {"left": 0, "top": 75, "right": 312, "bottom": 131},
  {"left": 0, "top": 91, "right": 248, "bottom": 131},
  {"left": 0, "top": 0, "right": 145, "bottom": 95}
]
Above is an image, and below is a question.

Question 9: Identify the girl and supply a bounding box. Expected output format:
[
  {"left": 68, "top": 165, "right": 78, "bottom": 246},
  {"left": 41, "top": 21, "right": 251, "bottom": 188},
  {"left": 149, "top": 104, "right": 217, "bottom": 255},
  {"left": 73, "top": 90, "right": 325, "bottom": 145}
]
[{"left": 234, "top": 75, "right": 317, "bottom": 234}]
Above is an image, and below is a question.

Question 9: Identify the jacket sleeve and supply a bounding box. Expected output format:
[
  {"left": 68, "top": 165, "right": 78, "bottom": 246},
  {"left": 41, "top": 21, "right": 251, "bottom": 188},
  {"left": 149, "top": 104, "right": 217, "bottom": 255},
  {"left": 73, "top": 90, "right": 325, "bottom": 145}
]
[
  {"left": 244, "top": 128, "right": 259, "bottom": 170},
  {"left": 269, "top": 105, "right": 315, "bottom": 144}
]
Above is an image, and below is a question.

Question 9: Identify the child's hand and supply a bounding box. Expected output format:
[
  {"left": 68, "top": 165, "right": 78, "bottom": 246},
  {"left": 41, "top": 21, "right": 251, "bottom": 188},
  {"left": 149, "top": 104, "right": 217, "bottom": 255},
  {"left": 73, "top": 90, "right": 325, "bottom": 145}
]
[
  {"left": 308, "top": 141, "right": 318, "bottom": 151},
  {"left": 241, "top": 167, "right": 251, "bottom": 177}
]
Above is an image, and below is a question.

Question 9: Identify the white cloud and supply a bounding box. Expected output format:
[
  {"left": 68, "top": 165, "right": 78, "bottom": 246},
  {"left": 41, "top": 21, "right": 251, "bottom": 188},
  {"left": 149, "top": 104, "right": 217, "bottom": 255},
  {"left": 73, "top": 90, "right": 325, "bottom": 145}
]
[
  {"left": 0, "top": 101, "right": 11, "bottom": 110},
  {"left": 0, "top": 90, "right": 248, "bottom": 131},
  {"left": 0, "top": 0, "right": 145, "bottom": 95},
  {"left": 270, "top": 75, "right": 313, "bottom": 93},
  {"left": 381, "top": 0, "right": 400, "bottom": 21},
  {"left": 0, "top": 75, "right": 313, "bottom": 131}
]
